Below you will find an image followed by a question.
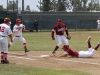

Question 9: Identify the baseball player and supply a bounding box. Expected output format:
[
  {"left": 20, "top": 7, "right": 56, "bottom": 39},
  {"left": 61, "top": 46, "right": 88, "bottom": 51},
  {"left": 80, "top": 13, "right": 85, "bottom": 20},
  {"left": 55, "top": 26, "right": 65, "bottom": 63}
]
[
  {"left": 0, "top": 18, "right": 13, "bottom": 64},
  {"left": 51, "top": 18, "right": 71, "bottom": 55},
  {"left": 96, "top": 17, "right": 100, "bottom": 31},
  {"left": 8, "top": 18, "right": 29, "bottom": 53},
  {"left": 59, "top": 36, "right": 100, "bottom": 58}
]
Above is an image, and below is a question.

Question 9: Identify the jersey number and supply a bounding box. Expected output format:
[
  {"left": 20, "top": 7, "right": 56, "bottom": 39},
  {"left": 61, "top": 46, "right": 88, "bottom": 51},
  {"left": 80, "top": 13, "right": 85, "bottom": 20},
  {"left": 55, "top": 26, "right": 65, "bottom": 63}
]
[{"left": 0, "top": 26, "right": 5, "bottom": 32}]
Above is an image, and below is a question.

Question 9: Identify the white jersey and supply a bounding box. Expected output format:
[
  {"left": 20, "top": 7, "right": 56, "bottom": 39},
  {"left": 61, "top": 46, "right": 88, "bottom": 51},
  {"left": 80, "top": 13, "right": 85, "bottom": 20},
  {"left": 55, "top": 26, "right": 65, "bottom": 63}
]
[
  {"left": 97, "top": 20, "right": 100, "bottom": 25},
  {"left": 0, "top": 23, "right": 12, "bottom": 36},
  {"left": 13, "top": 24, "right": 25, "bottom": 36}
]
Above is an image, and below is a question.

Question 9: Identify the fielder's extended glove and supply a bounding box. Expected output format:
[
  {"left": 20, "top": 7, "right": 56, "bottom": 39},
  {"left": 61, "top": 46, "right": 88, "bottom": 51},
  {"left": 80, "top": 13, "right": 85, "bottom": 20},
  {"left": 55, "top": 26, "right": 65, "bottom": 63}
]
[{"left": 67, "top": 35, "right": 71, "bottom": 40}]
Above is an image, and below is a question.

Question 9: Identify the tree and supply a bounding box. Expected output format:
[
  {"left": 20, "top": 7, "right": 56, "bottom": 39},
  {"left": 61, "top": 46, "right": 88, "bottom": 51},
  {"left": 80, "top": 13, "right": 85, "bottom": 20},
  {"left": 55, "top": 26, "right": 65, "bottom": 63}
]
[
  {"left": 25, "top": 5, "right": 31, "bottom": 11},
  {"left": 42, "top": 0, "right": 51, "bottom": 11},
  {"left": 70, "top": 0, "right": 88, "bottom": 11},
  {"left": 0, "top": 5, "right": 4, "bottom": 11},
  {"left": 7, "top": 0, "right": 18, "bottom": 11},
  {"left": 87, "top": 0, "right": 100, "bottom": 11},
  {"left": 37, "top": 0, "right": 67, "bottom": 11}
]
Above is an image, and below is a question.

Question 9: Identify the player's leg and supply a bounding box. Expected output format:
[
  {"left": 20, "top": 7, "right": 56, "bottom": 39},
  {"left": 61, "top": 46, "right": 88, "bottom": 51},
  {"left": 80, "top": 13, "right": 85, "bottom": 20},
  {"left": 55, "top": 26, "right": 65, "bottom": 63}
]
[
  {"left": 94, "top": 43, "right": 100, "bottom": 50},
  {"left": 0, "top": 43, "right": 4, "bottom": 63},
  {"left": 62, "top": 35, "right": 69, "bottom": 45},
  {"left": 1, "top": 38, "right": 9, "bottom": 64},
  {"left": 52, "top": 35, "right": 62, "bottom": 55},
  {"left": 86, "top": 36, "right": 91, "bottom": 48},
  {"left": 18, "top": 37, "right": 29, "bottom": 53}
]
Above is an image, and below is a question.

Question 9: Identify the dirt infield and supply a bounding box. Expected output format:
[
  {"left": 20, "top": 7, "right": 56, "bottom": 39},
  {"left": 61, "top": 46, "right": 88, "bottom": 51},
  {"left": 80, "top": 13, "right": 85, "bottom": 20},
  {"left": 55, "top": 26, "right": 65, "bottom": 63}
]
[{"left": 8, "top": 51, "right": 100, "bottom": 75}]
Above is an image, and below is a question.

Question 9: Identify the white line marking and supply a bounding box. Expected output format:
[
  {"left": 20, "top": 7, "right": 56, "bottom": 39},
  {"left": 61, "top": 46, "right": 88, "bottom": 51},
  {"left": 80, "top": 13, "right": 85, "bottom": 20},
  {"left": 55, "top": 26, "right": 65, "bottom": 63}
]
[
  {"left": 51, "top": 58, "right": 100, "bottom": 66},
  {"left": 8, "top": 55, "right": 36, "bottom": 60}
]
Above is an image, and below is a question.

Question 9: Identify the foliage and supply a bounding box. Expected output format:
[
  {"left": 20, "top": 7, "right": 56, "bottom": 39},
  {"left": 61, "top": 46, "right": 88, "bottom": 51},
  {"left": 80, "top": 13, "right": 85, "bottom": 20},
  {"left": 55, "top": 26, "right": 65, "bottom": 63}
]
[
  {"left": 7, "top": 0, "right": 18, "bottom": 11},
  {"left": 25, "top": 5, "right": 31, "bottom": 11},
  {"left": 37, "top": 0, "right": 100, "bottom": 12},
  {"left": 87, "top": 0, "right": 100, "bottom": 11},
  {"left": 0, "top": 5, "right": 4, "bottom": 11}
]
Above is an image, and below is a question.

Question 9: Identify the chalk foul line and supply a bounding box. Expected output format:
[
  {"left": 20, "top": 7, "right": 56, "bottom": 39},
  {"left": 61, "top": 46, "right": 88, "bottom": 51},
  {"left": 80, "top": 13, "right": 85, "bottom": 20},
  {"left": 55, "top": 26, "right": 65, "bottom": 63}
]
[{"left": 51, "top": 58, "right": 100, "bottom": 66}]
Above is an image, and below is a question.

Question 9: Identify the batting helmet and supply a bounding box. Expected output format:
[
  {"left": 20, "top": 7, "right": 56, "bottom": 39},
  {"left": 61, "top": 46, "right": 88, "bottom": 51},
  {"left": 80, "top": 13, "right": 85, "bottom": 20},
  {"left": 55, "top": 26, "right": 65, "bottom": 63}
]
[
  {"left": 57, "top": 19, "right": 62, "bottom": 22},
  {"left": 62, "top": 45, "right": 69, "bottom": 50},
  {"left": 4, "top": 18, "right": 10, "bottom": 23},
  {"left": 16, "top": 19, "right": 21, "bottom": 23}
]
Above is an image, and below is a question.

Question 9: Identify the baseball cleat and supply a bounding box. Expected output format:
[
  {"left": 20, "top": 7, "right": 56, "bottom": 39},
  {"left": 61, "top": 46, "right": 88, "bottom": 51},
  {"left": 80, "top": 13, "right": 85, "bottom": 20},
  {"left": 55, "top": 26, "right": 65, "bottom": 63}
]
[
  {"left": 25, "top": 49, "right": 29, "bottom": 53},
  {"left": 98, "top": 43, "right": 100, "bottom": 46},
  {"left": 52, "top": 51, "right": 56, "bottom": 56},
  {"left": 86, "top": 36, "right": 91, "bottom": 43},
  {"left": 1, "top": 60, "right": 9, "bottom": 64}
]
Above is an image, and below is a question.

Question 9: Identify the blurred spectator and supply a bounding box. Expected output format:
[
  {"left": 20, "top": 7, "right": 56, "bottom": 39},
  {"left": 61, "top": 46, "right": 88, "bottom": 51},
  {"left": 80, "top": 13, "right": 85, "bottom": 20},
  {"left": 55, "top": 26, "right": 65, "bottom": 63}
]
[
  {"left": 96, "top": 17, "right": 100, "bottom": 31},
  {"left": 33, "top": 20, "right": 38, "bottom": 32}
]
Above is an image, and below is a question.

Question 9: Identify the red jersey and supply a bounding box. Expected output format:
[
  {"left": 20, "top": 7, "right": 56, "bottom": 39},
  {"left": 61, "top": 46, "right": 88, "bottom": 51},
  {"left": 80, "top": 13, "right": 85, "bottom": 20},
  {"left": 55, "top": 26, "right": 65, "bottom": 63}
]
[
  {"left": 52, "top": 23, "right": 68, "bottom": 35},
  {"left": 65, "top": 48, "right": 79, "bottom": 57}
]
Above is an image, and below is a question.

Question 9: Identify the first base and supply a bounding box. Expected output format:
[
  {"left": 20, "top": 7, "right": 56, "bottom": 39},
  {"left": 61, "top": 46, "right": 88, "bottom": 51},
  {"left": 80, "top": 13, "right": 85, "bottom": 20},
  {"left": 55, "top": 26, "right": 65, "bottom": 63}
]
[{"left": 40, "top": 55, "right": 50, "bottom": 58}]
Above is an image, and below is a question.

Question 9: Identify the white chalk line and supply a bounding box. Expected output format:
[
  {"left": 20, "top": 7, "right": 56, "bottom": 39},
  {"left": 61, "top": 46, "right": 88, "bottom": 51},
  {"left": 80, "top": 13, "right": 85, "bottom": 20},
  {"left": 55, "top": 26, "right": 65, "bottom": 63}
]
[
  {"left": 8, "top": 55, "right": 36, "bottom": 61},
  {"left": 51, "top": 58, "right": 100, "bottom": 66}
]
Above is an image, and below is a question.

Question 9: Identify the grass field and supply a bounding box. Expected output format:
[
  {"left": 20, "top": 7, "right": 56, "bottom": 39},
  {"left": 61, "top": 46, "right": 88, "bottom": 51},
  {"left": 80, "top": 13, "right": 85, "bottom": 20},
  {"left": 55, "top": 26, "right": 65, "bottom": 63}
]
[
  {"left": 9, "top": 31, "right": 100, "bottom": 51},
  {"left": 1, "top": 31, "right": 100, "bottom": 75}
]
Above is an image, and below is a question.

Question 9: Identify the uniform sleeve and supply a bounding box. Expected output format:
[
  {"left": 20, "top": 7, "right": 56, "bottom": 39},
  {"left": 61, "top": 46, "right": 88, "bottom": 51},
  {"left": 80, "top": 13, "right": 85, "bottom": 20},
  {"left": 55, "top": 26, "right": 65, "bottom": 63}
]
[
  {"left": 13, "top": 25, "right": 19, "bottom": 33},
  {"left": 7, "top": 27, "right": 12, "bottom": 35},
  {"left": 65, "top": 24, "right": 69, "bottom": 36},
  {"left": 51, "top": 26, "right": 56, "bottom": 37}
]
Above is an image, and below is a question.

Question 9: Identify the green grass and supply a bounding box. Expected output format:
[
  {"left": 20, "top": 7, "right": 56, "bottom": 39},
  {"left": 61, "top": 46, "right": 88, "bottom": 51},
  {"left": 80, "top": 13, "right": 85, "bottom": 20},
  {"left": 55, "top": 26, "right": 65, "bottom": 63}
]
[
  {"left": 9, "top": 31, "right": 100, "bottom": 51},
  {"left": 0, "top": 64, "right": 92, "bottom": 75}
]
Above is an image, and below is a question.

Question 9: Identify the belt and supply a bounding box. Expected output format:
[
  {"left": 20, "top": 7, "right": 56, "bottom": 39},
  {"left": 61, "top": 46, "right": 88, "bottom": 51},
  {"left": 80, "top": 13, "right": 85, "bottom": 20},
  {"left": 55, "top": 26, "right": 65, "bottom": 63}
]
[
  {"left": 15, "top": 36, "right": 21, "bottom": 37},
  {"left": 2, "top": 36, "right": 5, "bottom": 37}
]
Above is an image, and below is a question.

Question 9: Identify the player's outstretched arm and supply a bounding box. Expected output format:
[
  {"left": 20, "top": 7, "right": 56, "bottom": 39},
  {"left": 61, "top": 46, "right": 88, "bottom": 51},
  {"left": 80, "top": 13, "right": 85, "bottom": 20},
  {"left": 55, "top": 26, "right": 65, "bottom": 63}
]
[{"left": 58, "top": 53, "right": 68, "bottom": 57}]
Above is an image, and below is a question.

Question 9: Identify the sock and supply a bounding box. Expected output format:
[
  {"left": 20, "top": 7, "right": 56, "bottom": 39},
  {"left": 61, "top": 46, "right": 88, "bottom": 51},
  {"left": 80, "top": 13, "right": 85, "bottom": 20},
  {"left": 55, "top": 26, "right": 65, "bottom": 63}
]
[
  {"left": 88, "top": 41, "right": 91, "bottom": 48},
  {"left": 94, "top": 44, "right": 99, "bottom": 50},
  {"left": 54, "top": 46, "right": 59, "bottom": 52},
  {"left": 23, "top": 43, "right": 27, "bottom": 50},
  {"left": 8, "top": 43, "right": 10, "bottom": 48},
  {"left": 4, "top": 53, "right": 7, "bottom": 61},
  {"left": 1, "top": 52, "right": 4, "bottom": 60}
]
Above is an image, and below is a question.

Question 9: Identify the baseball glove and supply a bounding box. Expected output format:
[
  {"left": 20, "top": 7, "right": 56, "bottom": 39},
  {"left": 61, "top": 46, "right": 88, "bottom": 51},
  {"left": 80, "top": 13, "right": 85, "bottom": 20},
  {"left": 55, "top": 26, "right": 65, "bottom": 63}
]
[{"left": 67, "top": 35, "right": 71, "bottom": 40}]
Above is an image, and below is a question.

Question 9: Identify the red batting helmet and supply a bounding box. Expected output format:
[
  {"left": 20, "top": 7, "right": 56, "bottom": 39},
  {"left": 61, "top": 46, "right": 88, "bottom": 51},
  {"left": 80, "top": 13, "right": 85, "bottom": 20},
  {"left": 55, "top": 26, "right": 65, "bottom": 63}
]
[
  {"left": 62, "top": 45, "right": 69, "bottom": 50},
  {"left": 57, "top": 19, "right": 62, "bottom": 22},
  {"left": 4, "top": 18, "right": 10, "bottom": 23},
  {"left": 16, "top": 19, "right": 21, "bottom": 23}
]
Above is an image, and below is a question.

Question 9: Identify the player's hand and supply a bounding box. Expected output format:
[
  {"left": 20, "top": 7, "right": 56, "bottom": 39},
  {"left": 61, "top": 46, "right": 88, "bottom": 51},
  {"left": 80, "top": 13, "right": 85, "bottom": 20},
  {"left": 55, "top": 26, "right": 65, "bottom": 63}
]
[
  {"left": 67, "top": 35, "right": 71, "bottom": 40},
  {"left": 52, "top": 36, "right": 55, "bottom": 40},
  {"left": 11, "top": 39, "right": 13, "bottom": 42}
]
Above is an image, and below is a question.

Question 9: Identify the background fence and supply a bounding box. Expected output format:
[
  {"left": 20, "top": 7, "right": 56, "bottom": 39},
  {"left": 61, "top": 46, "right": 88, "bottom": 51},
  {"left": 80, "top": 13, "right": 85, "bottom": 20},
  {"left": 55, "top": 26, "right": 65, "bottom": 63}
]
[{"left": 21, "top": 11, "right": 98, "bottom": 31}]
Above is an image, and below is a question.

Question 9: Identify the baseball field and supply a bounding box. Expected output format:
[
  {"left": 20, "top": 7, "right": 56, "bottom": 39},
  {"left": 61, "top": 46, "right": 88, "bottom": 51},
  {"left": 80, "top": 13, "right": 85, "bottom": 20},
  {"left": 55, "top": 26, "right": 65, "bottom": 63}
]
[{"left": 1, "top": 30, "right": 100, "bottom": 75}]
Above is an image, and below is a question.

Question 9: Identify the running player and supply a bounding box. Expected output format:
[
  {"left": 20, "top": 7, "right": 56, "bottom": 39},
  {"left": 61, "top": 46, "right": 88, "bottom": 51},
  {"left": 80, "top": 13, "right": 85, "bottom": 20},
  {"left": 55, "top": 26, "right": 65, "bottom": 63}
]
[{"left": 8, "top": 18, "right": 29, "bottom": 53}]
